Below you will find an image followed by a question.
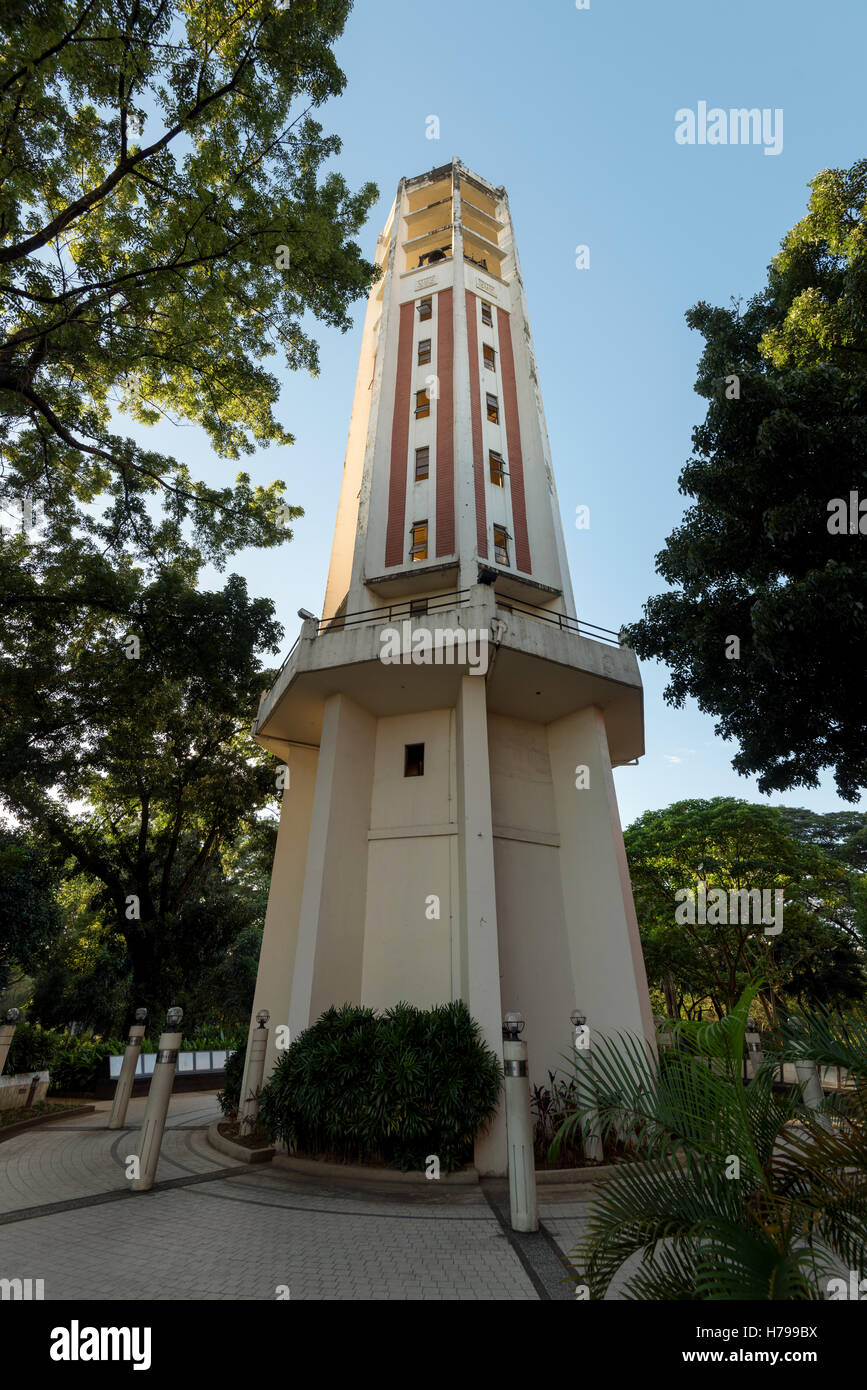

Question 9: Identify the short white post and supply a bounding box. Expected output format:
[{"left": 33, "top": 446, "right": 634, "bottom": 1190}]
[
  {"left": 571, "top": 1009, "right": 603, "bottom": 1161},
  {"left": 789, "top": 1019, "right": 833, "bottom": 1133},
  {"left": 108, "top": 1008, "right": 148, "bottom": 1130},
  {"left": 0, "top": 1009, "right": 20, "bottom": 1077},
  {"left": 238, "top": 1009, "right": 270, "bottom": 1132},
  {"left": 131, "top": 1007, "right": 183, "bottom": 1192},
  {"left": 502, "top": 1012, "right": 539, "bottom": 1233},
  {"left": 745, "top": 1016, "right": 763, "bottom": 1081}
]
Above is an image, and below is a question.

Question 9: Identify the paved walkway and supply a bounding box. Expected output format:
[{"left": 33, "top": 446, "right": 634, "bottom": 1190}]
[{"left": 0, "top": 1093, "right": 598, "bottom": 1301}]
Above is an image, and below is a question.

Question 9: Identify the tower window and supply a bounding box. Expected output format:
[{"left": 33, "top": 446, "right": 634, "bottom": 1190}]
[
  {"left": 415, "top": 446, "right": 430, "bottom": 481},
  {"left": 404, "top": 743, "right": 425, "bottom": 777},
  {"left": 486, "top": 392, "right": 499, "bottom": 424},
  {"left": 410, "top": 520, "right": 428, "bottom": 562},
  {"left": 418, "top": 296, "right": 433, "bottom": 321},
  {"left": 489, "top": 450, "right": 506, "bottom": 486},
  {"left": 493, "top": 525, "right": 510, "bottom": 566},
  {"left": 481, "top": 301, "right": 493, "bottom": 326},
  {"left": 418, "top": 338, "right": 432, "bottom": 365},
  {"left": 483, "top": 343, "right": 496, "bottom": 372},
  {"left": 415, "top": 389, "right": 430, "bottom": 419}
]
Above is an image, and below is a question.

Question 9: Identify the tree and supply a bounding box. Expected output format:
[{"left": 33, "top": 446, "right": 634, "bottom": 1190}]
[
  {"left": 0, "top": 828, "right": 61, "bottom": 995},
  {"left": 624, "top": 161, "right": 867, "bottom": 801},
  {"left": 625, "top": 798, "right": 865, "bottom": 1020},
  {"left": 0, "top": 0, "right": 377, "bottom": 581},
  {"left": 0, "top": 556, "right": 283, "bottom": 1018}
]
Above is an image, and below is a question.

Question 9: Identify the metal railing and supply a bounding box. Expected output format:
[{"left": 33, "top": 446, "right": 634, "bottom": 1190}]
[
  {"left": 495, "top": 595, "right": 623, "bottom": 647},
  {"left": 261, "top": 589, "right": 624, "bottom": 708},
  {"left": 317, "top": 589, "right": 470, "bottom": 634}
]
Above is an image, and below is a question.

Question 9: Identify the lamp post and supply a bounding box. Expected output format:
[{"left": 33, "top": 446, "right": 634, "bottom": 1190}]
[
  {"left": 502, "top": 1011, "right": 538, "bottom": 1232},
  {"left": 108, "top": 1008, "right": 148, "bottom": 1130},
  {"left": 238, "top": 1009, "right": 270, "bottom": 1133},
  {"left": 571, "top": 1008, "right": 603, "bottom": 1162},
  {"left": 0, "top": 1008, "right": 20, "bottom": 1077},
  {"left": 131, "top": 1006, "right": 183, "bottom": 1192}
]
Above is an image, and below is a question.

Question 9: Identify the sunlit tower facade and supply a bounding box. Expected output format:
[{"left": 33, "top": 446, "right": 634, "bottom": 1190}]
[{"left": 243, "top": 159, "right": 654, "bottom": 1174}]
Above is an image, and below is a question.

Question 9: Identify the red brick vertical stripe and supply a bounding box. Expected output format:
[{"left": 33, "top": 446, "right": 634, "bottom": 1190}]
[
  {"left": 497, "top": 307, "right": 532, "bottom": 574},
  {"left": 466, "top": 291, "right": 488, "bottom": 559},
  {"left": 435, "top": 288, "right": 455, "bottom": 556},
  {"left": 385, "top": 300, "right": 415, "bottom": 568}
]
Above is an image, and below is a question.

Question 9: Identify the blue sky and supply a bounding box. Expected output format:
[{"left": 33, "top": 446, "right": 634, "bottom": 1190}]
[{"left": 131, "top": 0, "right": 866, "bottom": 827}]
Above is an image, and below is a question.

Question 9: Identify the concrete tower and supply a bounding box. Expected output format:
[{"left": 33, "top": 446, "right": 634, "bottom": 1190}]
[{"left": 243, "top": 159, "right": 654, "bottom": 1175}]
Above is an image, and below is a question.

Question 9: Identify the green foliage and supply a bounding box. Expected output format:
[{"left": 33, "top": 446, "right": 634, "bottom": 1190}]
[
  {"left": 554, "top": 983, "right": 867, "bottom": 1299},
  {"left": 218, "top": 1042, "right": 247, "bottom": 1118},
  {"left": 626, "top": 798, "right": 866, "bottom": 1019},
  {"left": 0, "top": 0, "right": 378, "bottom": 575},
  {"left": 257, "top": 1001, "right": 503, "bottom": 1173},
  {"left": 0, "top": 552, "right": 283, "bottom": 1019},
  {"left": 624, "top": 160, "right": 867, "bottom": 801},
  {"left": 5, "top": 1018, "right": 244, "bottom": 1093},
  {"left": 0, "top": 830, "right": 61, "bottom": 993}
]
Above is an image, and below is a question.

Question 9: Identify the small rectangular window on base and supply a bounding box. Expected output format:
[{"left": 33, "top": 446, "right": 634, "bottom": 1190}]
[{"left": 404, "top": 743, "right": 425, "bottom": 777}]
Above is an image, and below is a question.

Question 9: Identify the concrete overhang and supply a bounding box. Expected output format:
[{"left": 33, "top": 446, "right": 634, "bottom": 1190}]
[{"left": 253, "top": 596, "right": 644, "bottom": 767}]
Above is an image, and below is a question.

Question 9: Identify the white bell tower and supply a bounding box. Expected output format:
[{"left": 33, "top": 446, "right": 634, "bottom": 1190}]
[{"left": 243, "top": 159, "right": 654, "bottom": 1176}]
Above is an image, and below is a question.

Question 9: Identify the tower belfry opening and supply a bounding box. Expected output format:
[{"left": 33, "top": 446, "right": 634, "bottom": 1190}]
[{"left": 243, "top": 158, "right": 654, "bottom": 1176}]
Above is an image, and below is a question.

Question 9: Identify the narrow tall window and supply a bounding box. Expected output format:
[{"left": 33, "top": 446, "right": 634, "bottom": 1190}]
[
  {"left": 415, "top": 389, "right": 430, "bottom": 419},
  {"left": 418, "top": 338, "right": 432, "bottom": 365},
  {"left": 483, "top": 343, "right": 496, "bottom": 372},
  {"left": 418, "top": 296, "right": 433, "bottom": 321},
  {"left": 404, "top": 743, "right": 425, "bottom": 777},
  {"left": 493, "top": 525, "right": 510, "bottom": 565},
  {"left": 415, "top": 446, "right": 430, "bottom": 481},
  {"left": 481, "top": 300, "right": 493, "bottom": 326},
  {"left": 489, "top": 450, "right": 506, "bottom": 486},
  {"left": 486, "top": 392, "right": 499, "bottom": 424},
  {"left": 410, "top": 520, "right": 428, "bottom": 562}
]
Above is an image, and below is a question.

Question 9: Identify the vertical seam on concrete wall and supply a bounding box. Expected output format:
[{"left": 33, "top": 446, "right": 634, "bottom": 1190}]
[
  {"left": 436, "top": 287, "right": 455, "bottom": 556},
  {"left": 385, "top": 300, "right": 414, "bottom": 568},
  {"left": 497, "top": 307, "right": 532, "bottom": 574},
  {"left": 465, "top": 290, "right": 488, "bottom": 559}
]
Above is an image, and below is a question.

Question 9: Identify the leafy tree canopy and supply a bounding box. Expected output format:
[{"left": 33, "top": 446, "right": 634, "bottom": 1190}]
[
  {"left": 626, "top": 798, "right": 866, "bottom": 1019},
  {"left": 0, "top": 0, "right": 378, "bottom": 573},
  {"left": 624, "top": 161, "right": 867, "bottom": 800}
]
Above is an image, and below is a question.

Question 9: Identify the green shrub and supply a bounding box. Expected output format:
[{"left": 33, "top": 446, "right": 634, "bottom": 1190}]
[
  {"left": 217, "top": 1044, "right": 246, "bottom": 1118},
  {"left": 257, "top": 1000, "right": 502, "bottom": 1173},
  {"left": 5, "top": 1020, "right": 245, "bottom": 1094}
]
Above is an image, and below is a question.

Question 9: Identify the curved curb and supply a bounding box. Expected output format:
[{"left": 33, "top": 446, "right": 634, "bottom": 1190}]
[
  {"left": 0, "top": 1105, "right": 95, "bottom": 1145},
  {"left": 273, "top": 1153, "right": 479, "bottom": 1186},
  {"left": 206, "top": 1118, "right": 275, "bottom": 1164},
  {"left": 536, "top": 1164, "right": 617, "bottom": 1185}
]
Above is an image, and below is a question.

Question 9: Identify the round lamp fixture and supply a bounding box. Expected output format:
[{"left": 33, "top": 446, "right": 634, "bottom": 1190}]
[
  {"left": 503, "top": 1011, "right": 525, "bottom": 1038},
  {"left": 166, "top": 1006, "right": 184, "bottom": 1029},
  {"left": 256, "top": 1009, "right": 271, "bottom": 1028}
]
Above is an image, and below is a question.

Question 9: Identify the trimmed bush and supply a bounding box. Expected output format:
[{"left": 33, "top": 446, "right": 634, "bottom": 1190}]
[{"left": 257, "top": 1000, "right": 503, "bottom": 1173}]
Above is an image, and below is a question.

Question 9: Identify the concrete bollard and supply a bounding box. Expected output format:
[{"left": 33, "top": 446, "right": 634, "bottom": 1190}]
[
  {"left": 788, "top": 1018, "right": 833, "bottom": 1133},
  {"left": 108, "top": 1008, "right": 148, "bottom": 1130},
  {"left": 131, "top": 1007, "right": 183, "bottom": 1192},
  {"left": 238, "top": 1010, "right": 270, "bottom": 1133},
  {"left": 745, "top": 1016, "right": 763, "bottom": 1081},
  {"left": 502, "top": 1012, "right": 539, "bottom": 1233},
  {"left": 0, "top": 1009, "right": 20, "bottom": 1077},
  {"left": 571, "top": 1009, "right": 603, "bottom": 1162}
]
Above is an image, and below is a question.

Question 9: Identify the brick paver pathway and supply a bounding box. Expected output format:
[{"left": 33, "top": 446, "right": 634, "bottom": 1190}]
[{"left": 0, "top": 1093, "right": 598, "bottom": 1301}]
